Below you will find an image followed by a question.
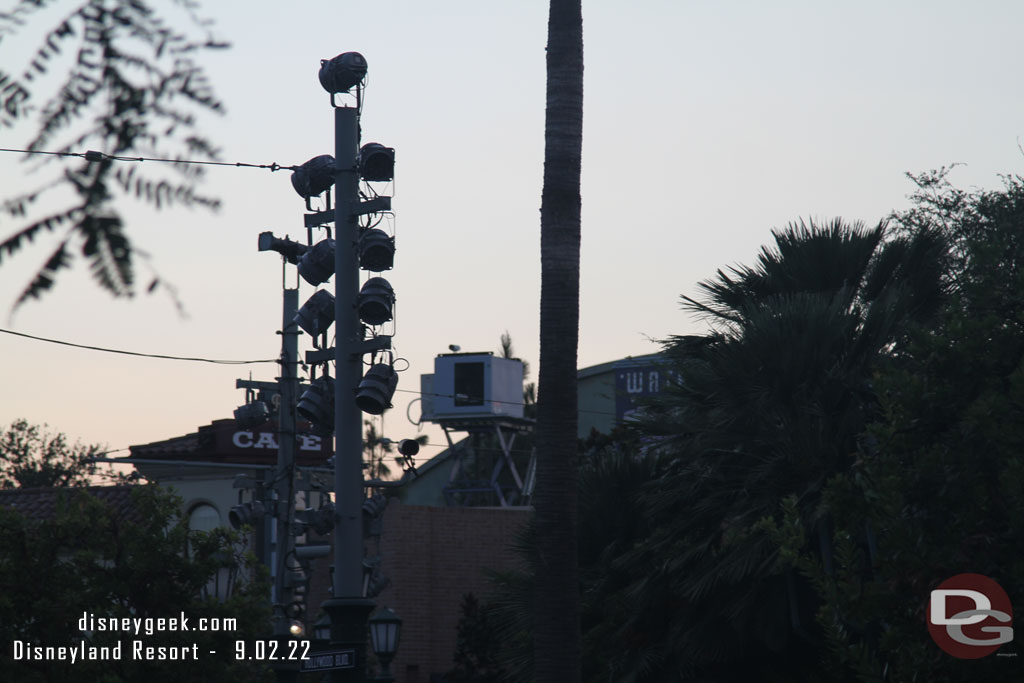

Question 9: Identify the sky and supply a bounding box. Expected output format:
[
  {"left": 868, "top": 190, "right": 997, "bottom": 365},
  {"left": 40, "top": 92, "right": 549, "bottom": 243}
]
[{"left": 2, "top": 0, "right": 1024, "bottom": 467}]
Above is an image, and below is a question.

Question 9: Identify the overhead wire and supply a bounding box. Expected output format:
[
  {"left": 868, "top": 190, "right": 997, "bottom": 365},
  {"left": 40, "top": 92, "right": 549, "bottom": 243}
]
[
  {"left": 0, "top": 327, "right": 276, "bottom": 365},
  {"left": 3, "top": 326, "right": 624, "bottom": 415},
  {"left": 0, "top": 147, "right": 300, "bottom": 172},
  {"left": 392, "top": 386, "right": 618, "bottom": 418}
]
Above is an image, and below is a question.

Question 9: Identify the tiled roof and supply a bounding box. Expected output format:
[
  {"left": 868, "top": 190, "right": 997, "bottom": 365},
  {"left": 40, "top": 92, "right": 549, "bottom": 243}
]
[
  {"left": 0, "top": 485, "right": 139, "bottom": 521},
  {"left": 128, "top": 418, "right": 331, "bottom": 468},
  {"left": 129, "top": 431, "right": 201, "bottom": 458}
]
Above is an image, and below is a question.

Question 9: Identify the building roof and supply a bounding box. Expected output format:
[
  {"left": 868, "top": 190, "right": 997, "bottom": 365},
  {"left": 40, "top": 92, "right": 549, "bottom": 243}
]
[
  {"left": 576, "top": 352, "right": 664, "bottom": 380},
  {"left": 129, "top": 418, "right": 332, "bottom": 466},
  {"left": 0, "top": 485, "right": 139, "bottom": 521}
]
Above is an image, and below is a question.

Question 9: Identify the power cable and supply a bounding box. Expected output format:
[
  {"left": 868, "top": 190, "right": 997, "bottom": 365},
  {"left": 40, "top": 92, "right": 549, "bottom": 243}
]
[
  {"left": 0, "top": 327, "right": 276, "bottom": 365},
  {"left": 0, "top": 147, "right": 299, "bottom": 172},
  {"left": 392, "top": 386, "right": 618, "bottom": 418}
]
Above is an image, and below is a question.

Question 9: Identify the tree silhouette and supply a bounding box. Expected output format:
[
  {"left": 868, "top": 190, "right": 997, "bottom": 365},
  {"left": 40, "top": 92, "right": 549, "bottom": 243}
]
[
  {"left": 533, "top": 0, "right": 583, "bottom": 680},
  {"left": 0, "top": 0, "right": 227, "bottom": 310},
  {"left": 0, "top": 418, "right": 108, "bottom": 488}
]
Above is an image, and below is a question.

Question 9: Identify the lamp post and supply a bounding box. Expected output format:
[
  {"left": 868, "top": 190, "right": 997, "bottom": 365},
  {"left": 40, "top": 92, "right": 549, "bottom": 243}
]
[
  {"left": 368, "top": 607, "right": 402, "bottom": 683},
  {"left": 313, "top": 614, "right": 332, "bottom": 645}
]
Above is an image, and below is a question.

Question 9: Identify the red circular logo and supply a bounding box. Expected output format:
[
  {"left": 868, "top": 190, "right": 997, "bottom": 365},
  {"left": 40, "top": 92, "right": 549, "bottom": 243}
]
[{"left": 927, "top": 573, "right": 1013, "bottom": 659}]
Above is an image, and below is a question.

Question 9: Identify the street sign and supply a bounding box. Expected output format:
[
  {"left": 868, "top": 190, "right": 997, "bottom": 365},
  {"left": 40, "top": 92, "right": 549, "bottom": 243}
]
[{"left": 301, "top": 648, "right": 356, "bottom": 673}]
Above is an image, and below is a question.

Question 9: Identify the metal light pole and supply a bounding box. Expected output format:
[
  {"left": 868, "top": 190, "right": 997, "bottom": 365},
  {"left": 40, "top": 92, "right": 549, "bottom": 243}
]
[
  {"left": 272, "top": 286, "right": 300, "bottom": 682},
  {"left": 322, "top": 62, "right": 375, "bottom": 683}
]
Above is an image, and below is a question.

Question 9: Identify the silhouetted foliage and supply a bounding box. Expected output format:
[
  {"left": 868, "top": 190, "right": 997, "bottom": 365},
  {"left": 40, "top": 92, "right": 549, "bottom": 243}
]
[
  {"left": 0, "top": 418, "right": 108, "bottom": 488},
  {"left": 444, "top": 593, "right": 506, "bottom": 683},
  {"left": 0, "top": 0, "right": 227, "bottom": 310},
  {"left": 488, "top": 429, "right": 663, "bottom": 683},
  {"left": 605, "top": 219, "right": 948, "bottom": 681},
  {"left": 499, "top": 330, "right": 535, "bottom": 418},
  {"left": 763, "top": 170, "right": 1024, "bottom": 681},
  {"left": 0, "top": 484, "right": 272, "bottom": 682},
  {"left": 534, "top": 0, "right": 584, "bottom": 680}
]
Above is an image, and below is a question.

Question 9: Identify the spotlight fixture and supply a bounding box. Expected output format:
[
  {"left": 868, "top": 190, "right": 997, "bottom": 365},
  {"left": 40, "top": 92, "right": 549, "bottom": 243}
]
[
  {"left": 318, "top": 52, "right": 367, "bottom": 94},
  {"left": 397, "top": 439, "right": 420, "bottom": 457},
  {"left": 362, "top": 556, "right": 390, "bottom": 598},
  {"left": 290, "top": 154, "right": 336, "bottom": 199},
  {"left": 358, "top": 229, "right": 394, "bottom": 271},
  {"left": 357, "top": 277, "right": 395, "bottom": 326},
  {"left": 297, "top": 375, "right": 335, "bottom": 432},
  {"left": 258, "top": 231, "right": 308, "bottom": 264},
  {"left": 295, "top": 502, "right": 336, "bottom": 536},
  {"left": 362, "top": 492, "right": 389, "bottom": 518},
  {"left": 356, "top": 363, "right": 399, "bottom": 415},
  {"left": 313, "top": 615, "right": 331, "bottom": 643},
  {"left": 359, "top": 142, "right": 395, "bottom": 182},
  {"left": 285, "top": 570, "right": 308, "bottom": 601},
  {"left": 228, "top": 500, "right": 265, "bottom": 530},
  {"left": 294, "top": 290, "right": 335, "bottom": 337},
  {"left": 298, "top": 238, "right": 336, "bottom": 285},
  {"left": 233, "top": 401, "right": 270, "bottom": 428}
]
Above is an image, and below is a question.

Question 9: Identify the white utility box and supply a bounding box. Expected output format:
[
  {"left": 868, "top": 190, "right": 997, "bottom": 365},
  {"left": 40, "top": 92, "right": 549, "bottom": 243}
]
[{"left": 420, "top": 353, "right": 524, "bottom": 421}]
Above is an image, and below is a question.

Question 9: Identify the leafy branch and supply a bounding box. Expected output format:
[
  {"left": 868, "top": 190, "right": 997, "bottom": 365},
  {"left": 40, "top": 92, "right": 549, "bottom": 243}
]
[{"left": 0, "top": 0, "right": 228, "bottom": 311}]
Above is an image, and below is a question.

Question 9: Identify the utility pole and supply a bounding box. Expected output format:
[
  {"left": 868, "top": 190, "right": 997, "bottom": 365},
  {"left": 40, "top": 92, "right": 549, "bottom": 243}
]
[
  {"left": 272, "top": 286, "right": 300, "bottom": 682},
  {"left": 319, "top": 53, "right": 379, "bottom": 683},
  {"left": 274, "top": 51, "right": 399, "bottom": 681},
  {"left": 321, "top": 94, "right": 375, "bottom": 683},
  {"left": 235, "top": 269, "right": 304, "bottom": 682}
]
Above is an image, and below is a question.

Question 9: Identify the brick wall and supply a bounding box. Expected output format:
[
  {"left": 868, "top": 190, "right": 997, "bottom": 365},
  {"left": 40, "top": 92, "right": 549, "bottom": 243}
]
[
  {"left": 304, "top": 502, "right": 530, "bottom": 682},
  {"left": 378, "top": 503, "right": 530, "bottom": 682}
]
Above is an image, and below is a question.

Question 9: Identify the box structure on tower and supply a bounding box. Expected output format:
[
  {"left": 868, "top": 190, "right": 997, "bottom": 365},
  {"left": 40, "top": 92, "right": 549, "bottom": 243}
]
[{"left": 420, "top": 353, "right": 524, "bottom": 422}]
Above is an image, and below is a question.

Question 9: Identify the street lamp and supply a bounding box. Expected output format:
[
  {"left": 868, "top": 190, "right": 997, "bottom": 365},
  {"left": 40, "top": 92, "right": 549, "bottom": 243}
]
[
  {"left": 368, "top": 607, "right": 402, "bottom": 683},
  {"left": 313, "top": 614, "right": 332, "bottom": 644}
]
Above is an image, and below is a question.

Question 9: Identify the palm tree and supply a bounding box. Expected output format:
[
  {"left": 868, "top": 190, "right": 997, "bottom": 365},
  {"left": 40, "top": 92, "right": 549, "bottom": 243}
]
[
  {"left": 612, "top": 218, "right": 947, "bottom": 680},
  {"left": 533, "top": 0, "right": 583, "bottom": 681}
]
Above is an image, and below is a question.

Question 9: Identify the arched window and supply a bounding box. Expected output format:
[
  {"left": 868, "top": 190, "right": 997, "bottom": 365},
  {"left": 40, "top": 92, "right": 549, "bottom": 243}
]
[
  {"left": 188, "top": 503, "right": 221, "bottom": 532},
  {"left": 187, "top": 503, "right": 231, "bottom": 601}
]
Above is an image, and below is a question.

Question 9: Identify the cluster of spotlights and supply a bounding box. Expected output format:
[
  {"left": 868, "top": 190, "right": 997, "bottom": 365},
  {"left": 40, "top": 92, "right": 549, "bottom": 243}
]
[
  {"left": 253, "top": 52, "right": 403, "bottom": 440},
  {"left": 289, "top": 143, "right": 394, "bottom": 203}
]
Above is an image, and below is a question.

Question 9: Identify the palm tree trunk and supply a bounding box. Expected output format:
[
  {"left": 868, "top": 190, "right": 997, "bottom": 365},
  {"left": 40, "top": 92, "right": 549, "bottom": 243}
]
[{"left": 534, "top": 0, "right": 583, "bottom": 681}]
